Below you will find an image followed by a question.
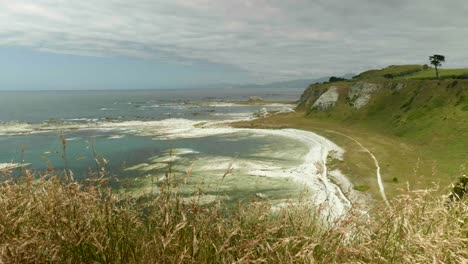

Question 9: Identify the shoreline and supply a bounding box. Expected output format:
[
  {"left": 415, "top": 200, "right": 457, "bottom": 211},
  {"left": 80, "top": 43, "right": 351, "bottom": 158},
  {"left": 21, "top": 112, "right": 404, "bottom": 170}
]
[
  {"left": 0, "top": 105, "right": 356, "bottom": 221},
  {"left": 134, "top": 119, "right": 356, "bottom": 221},
  {"left": 259, "top": 128, "right": 352, "bottom": 220},
  {"left": 0, "top": 162, "right": 29, "bottom": 172}
]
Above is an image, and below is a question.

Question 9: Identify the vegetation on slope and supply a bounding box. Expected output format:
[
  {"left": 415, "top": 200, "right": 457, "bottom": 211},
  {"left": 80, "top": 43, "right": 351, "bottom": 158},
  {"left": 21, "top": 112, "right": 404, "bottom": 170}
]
[
  {"left": 0, "top": 172, "right": 466, "bottom": 263},
  {"left": 303, "top": 80, "right": 467, "bottom": 139},
  {"left": 239, "top": 71, "right": 467, "bottom": 197},
  {"left": 353, "top": 65, "right": 425, "bottom": 80},
  {"left": 351, "top": 65, "right": 468, "bottom": 81},
  {"left": 402, "top": 68, "right": 468, "bottom": 80}
]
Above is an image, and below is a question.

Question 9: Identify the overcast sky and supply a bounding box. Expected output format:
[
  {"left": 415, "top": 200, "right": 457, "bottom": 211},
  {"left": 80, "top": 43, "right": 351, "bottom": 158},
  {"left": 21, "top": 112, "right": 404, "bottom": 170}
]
[{"left": 1, "top": 0, "right": 467, "bottom": 90}]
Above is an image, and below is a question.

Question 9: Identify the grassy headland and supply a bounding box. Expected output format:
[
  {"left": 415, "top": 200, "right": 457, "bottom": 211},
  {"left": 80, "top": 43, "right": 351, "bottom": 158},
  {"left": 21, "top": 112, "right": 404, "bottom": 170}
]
[
  {"left": 352, "top": 64, "right": 468, "bottom": 80},
  {"left": 233, "top": 69, "right": 468, "bottom": 198},
  {"left": 353, "top": 64, "right": 425, "bottom": 80},
  {"left": 402, "top": 68, "right": 468, "bottom": 80}
]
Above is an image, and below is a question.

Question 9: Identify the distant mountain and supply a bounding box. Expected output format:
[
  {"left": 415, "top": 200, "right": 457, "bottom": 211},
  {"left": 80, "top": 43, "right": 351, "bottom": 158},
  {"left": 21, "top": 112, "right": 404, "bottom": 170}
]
[{"left": 234, "top": 74, "right": 355, "bottom": 89}]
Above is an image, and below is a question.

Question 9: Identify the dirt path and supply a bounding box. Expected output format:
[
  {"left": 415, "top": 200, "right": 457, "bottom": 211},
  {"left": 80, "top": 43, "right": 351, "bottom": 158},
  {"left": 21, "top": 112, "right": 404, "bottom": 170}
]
[{"left": 324, "top": 130, "right": 391, "bottom": 208}]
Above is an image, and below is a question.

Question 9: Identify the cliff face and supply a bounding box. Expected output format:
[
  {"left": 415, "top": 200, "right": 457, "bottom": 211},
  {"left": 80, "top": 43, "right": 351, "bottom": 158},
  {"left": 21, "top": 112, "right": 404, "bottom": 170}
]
[
  {"left": 296, "top": 78, "right": 467, "bottom": 143},
  {"left": 311, "top": 86, "right": 340, "bottom": 110},
  {"left": 297, "top": 81, "right": 408, "bottom": 111},
  {"left": 297, "top": 64, "right": 468, "bottom": 114},
  {"left": 295, "top": 78, "right": 468, "bottom": 179}
]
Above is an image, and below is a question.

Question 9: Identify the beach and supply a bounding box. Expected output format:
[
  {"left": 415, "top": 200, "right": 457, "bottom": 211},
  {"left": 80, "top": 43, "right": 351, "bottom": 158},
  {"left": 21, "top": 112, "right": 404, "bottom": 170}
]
[
  {"left": 1, "top": 113, "right": 355, "bottom": 221},
  {"left": 0, "top": 89, "right": 356, "bottom": 221}
]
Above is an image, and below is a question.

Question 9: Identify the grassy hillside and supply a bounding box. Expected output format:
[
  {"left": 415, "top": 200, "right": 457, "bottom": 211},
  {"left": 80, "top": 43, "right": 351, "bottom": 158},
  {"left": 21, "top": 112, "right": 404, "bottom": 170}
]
[
  {"left": 351, "top": 65, "right": 468, "bottom": 80},
  {"left": 302, "top": 80, "right": 468, "bottom": 143},
  {"left": 237, "top": 76, "right": 468, "bottom": 197},
  {"left": 401, "top": 68, "right": 468, "bottom": 80},
  {"left": 307, "top": 80, "right": 468, "bottom": 188},
  {"left": 353, "top": 65, "right": 424, "bottom": 80}
]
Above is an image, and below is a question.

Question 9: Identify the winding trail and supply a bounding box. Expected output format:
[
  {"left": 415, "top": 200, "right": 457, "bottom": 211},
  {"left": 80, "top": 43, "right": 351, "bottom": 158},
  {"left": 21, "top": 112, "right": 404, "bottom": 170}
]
[
  {"left": 323, "top": 130, "right": 391, "bottom": 208},
  {"left": 287, "top": 130, "right": 352, "bottom": 209}
]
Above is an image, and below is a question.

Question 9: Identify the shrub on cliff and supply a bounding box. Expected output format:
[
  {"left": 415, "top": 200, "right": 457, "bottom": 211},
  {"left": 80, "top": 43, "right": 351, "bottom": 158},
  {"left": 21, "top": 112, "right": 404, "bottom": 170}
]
[{"left": 328, "top": 76, "right": 347, "bottom": 82}]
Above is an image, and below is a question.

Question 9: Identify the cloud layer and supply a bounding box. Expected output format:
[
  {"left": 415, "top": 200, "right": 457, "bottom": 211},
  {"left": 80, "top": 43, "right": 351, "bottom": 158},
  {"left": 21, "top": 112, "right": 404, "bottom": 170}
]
[{"left": 1, "top": 0, "right": 467, "bottom": 82}]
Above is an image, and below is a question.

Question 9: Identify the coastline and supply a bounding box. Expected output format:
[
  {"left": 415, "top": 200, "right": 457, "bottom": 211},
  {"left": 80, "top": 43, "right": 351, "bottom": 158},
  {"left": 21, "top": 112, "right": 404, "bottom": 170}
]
[
  {"left": 133, "top": 119, "right": 356, "bottom": 221},
  {"left": 0, "top": 102, "right": 357, "bottom": 221},
  {"left": 0, "top": 163, "right": 21, "bottom": 171}
]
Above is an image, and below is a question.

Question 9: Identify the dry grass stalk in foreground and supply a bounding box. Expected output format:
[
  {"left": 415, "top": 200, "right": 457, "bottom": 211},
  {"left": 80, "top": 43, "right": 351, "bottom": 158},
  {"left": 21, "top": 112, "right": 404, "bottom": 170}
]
[{"left": 0, "top": 172, "right": 466, "bottom": 263}]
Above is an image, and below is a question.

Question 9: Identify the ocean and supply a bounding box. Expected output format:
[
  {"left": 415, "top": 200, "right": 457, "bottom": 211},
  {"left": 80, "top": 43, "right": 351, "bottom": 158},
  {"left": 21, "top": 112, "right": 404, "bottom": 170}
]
[{"left": 0, "top": 87, "right": 319, "bottom": 205}]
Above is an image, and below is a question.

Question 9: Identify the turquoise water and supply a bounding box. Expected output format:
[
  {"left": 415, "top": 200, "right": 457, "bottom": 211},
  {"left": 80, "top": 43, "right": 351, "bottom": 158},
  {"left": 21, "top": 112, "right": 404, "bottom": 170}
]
[
  {"left": 0, "top": 88, "right": 301, "bottom": 123},
  {"left": 0, "top": 88, "right": 308, "bottom": 203},
  {"left": 0, "top": 130, "right": 160, "bottom": 177}
]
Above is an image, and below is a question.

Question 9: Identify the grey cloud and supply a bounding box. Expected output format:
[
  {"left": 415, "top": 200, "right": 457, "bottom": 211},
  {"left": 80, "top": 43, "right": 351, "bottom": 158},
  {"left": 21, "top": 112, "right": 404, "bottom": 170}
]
[{"left": 0, "top": 0, "right": 467, "bottom": 82}]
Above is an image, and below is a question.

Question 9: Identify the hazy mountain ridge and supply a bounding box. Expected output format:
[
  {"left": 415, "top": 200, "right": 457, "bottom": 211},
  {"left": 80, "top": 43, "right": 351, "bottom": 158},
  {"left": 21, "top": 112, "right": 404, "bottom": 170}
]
[{"left": 232, "top": 73, "right": 355, "bottom": 89}]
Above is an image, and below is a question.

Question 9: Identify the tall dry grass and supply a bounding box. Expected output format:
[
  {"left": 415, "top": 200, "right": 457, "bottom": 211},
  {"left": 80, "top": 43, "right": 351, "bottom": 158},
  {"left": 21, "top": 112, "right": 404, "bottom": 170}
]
[{"left": 0, "top": 169, "right": 466, "bottom": 263}]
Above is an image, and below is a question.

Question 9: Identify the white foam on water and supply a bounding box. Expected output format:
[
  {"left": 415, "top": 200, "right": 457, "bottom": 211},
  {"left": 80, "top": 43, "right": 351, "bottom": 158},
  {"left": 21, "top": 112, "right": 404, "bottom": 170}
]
[
  {"left": 0, "top": 108, "right": 351, "bottom": 221},
  {"left": 0, "top": 122, "right": 35, "bottom": 135},
  {"left": 125, "top": 163, "right": 150, "bottom": 171},
  {"left": 65, "top": 118, "right": 100, "bottom": 122},
  {"left": 164, "top": 148, "right": 200, "bottom": 155},
  {"left": 204, "top": 102, "right": 295, "bottom": 108},
  {"left": 114, "top": 119, "right": 351, "bottom": 221},
  {"left": 108, "top": 135, "right": 125, "bottom": 139},
  {"left": 0, "top": 163, "right": 21, "bottom": 171},
  {"left": 149, "top": 155, "right": 181, "bottom": 163},
  {"left": 204, "top": 102, "right": 238, "bottom": 107},
  {"left": 210, "top": 113, "right": 254, "bottom": 119},
  {"left": 160, "top": 103, "right": 191, "bottom": 110},
  {"left": 140, "top": 104, "right": 160, "bottom": 109},
  {"left": 129, "top": 163, "right": 167, "bottom": 172}
]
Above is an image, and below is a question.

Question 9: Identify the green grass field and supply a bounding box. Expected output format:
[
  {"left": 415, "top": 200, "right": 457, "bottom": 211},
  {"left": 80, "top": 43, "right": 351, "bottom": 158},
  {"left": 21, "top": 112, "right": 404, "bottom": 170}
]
[
  {"left": 353, "top": 65, "right": 424, "bottom": 80},
  {"left": 351, "top": 65, "right": 468, "bottom": 80},
  {"left": 401, "top": 68, "right": 468, "bottom": 79}
]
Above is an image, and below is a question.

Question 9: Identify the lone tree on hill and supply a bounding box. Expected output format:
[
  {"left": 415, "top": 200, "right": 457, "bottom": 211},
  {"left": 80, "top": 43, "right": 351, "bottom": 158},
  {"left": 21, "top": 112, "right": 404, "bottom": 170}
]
[{"left": 429, "top": 54, "right": 445, "bottom": 79}]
